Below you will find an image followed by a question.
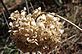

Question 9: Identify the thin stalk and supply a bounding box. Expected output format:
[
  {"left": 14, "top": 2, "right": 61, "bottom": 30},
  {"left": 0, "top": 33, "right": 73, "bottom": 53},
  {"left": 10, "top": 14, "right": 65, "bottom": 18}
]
[
  {"left": 0, "top": 0, "right": 10, "bottom": 28},
  {"left": 25, "top": 0, "right": 29, "bottom": 14},
  {"left": 2, "top": 12, "right": 9, "bottom": 28},
  {"left": 0, "top": 0, "right": 10, "bottom": 16},
  {"left": 61, "top": 34, "right": 76, "bottom": 44},
  {"left": 30, "top": 2, "right": 34, "bottom": 10}
]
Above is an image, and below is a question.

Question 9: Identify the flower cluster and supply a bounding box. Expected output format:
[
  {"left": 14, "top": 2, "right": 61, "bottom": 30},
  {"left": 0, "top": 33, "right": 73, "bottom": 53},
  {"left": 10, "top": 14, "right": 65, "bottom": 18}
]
[{"left": 9, "top": 7, "right": 64, "bottom": 53}]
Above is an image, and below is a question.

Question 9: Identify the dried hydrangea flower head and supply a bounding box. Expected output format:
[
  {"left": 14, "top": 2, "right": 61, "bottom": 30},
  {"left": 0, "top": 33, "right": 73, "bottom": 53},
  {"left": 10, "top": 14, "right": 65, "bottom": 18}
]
[{"left": 9, "top": 7, "right": 64, "bottom": 53}]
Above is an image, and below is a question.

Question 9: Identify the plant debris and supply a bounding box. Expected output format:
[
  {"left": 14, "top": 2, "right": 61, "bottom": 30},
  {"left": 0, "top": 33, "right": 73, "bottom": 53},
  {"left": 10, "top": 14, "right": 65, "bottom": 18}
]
[{"left": 9, "top": 7, "right": 64, "bottom": 53}]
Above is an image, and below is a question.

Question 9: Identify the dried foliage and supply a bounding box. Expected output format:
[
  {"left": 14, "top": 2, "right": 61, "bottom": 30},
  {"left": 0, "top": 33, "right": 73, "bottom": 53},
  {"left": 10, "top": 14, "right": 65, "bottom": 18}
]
[
  {"left": 0, "top": 0, "right": 82, "bottom": 54},
  {"left": 9, "top": 7, "right": 64, "bottom": 53}
]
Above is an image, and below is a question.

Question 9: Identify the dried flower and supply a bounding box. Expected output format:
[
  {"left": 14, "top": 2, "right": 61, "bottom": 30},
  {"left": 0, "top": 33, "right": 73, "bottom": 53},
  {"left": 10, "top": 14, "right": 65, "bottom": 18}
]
[{"left": 9, "top": 7, "right": 64, "bottom": 53}]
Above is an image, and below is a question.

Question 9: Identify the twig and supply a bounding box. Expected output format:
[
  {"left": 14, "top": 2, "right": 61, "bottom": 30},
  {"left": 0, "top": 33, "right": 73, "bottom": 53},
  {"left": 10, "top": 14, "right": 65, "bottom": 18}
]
[
  {"left": 0, "top": 0, "right": 9, "bottom": 28},
  {"left": 25, "top": 0, "right": 29, "bottom": 14},
  {"left": 61, "top": 34, "right": 76, "bottom": 44},
  {"left": 2, "top": 12, "right": 9, "bottom": 28},
  {"left": 30, "top": 2, "right": 34, "bottom": 10},
  {"left": 0, "top": 0, "right": 10, "bottom": 16},
  {"left": 67, "top": 37, "right": 79, "bottom": 49}
]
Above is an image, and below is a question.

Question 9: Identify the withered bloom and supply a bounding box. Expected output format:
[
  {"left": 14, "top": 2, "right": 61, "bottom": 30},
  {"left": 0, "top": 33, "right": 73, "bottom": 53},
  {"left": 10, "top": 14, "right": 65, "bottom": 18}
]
[{"left": 9, "top": 7, "right": 64, "bottom": 53}]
